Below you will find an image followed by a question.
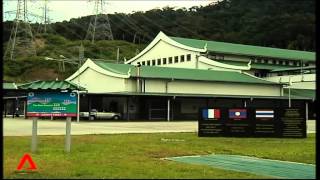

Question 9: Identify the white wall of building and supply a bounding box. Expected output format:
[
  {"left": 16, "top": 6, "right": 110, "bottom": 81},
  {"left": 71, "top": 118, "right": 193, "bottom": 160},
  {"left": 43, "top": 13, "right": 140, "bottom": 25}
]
[
  {"left": 125, "top": 78, "right": 281, "bottom": 97},
  {"left": 264, "top": 74, "right": 315, "bottom": 89},
  {"left": 131, "top": 40, "right": 199, "bottom": 69},
  {"left": 69, "top": 68, "right": 126, "bottom": 93}
]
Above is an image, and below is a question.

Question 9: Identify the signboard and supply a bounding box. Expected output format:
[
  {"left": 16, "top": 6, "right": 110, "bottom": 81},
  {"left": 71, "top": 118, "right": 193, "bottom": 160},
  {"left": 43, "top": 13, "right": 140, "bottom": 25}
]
[
  {"left": 225, "top": 108, "right": 252, "bottom": 137},
  {"left": 198, "top": 108, "right": 224, "bottom": 136},
  {"left": 199, "top": 107, "right": 306, "bottom": 138},
  {"left": 27, "top": 92, "right": 77, "bottom": 117},
  {"left": 280, "top": 108, "right": 306, "bottom": 138},
  {"left": 253, "top": 108, "right": 280, "bottom": 137}
]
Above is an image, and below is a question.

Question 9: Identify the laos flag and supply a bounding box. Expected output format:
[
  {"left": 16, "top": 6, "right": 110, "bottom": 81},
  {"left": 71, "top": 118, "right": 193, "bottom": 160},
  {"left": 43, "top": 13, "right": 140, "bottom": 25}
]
[
  {"left": 229, "top": 109, "right": 247, "bottom": 119},
  {"left": 202, "top": 109, "right": 220, "bottom": 119}
]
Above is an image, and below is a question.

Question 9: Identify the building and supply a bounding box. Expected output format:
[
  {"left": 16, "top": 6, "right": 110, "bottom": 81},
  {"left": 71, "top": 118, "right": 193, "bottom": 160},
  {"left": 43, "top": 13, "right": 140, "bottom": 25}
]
[
  {"left": 63, "top": 59, "right": 311, "bottom": 120},
  {"left": 125, "top": 31, "right": 315, "bottom": 89},
  {"left": 3, "top": 32, "right": 315, "bottom": 120}
]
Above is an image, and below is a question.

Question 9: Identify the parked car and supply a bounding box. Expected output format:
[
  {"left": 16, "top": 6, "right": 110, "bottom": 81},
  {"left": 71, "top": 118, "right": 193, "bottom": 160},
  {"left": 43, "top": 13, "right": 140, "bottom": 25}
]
[{"left": 80, "top": 109, "right": 121, "bottom": 120}]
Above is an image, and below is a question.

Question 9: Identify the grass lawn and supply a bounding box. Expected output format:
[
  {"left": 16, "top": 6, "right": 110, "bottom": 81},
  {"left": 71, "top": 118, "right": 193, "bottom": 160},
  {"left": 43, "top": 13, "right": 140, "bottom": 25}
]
[{"left": 4, "top": 133, "right": 315, "bottom": 179}]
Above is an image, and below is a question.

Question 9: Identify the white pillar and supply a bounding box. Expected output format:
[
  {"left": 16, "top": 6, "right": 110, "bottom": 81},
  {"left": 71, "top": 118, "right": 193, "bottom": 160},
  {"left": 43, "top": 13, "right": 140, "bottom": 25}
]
[
  {"left": 77, "top": 92, "right": 80, "bottom": 123},
  {"left": 167, "top": 98, "right": 170, "bottom": 122},
  {"left": 306, "top": 102, "right": 308, "bottom": 121},
  {"left": 288, "top": 88, "right": 291, "bottom": 108}
]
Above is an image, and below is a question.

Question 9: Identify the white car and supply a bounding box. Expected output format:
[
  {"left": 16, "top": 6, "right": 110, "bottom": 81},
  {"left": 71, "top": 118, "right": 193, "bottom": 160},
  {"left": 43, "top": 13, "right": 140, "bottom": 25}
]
[{"left": 80, "top": 109, "right": 121, "bottom": 120}]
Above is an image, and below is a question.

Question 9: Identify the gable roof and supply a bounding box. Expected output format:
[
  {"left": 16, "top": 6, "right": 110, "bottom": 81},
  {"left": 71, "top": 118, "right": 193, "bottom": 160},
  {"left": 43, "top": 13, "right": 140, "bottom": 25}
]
[
  {"left": 17, "top": 80, "right": 86, "bottom": 91},
  {"left": 170, "top": 36, "right": 315, "bottom": 62},
  {"left": 92, "top": 60, "right": 280, "bottom": 85}
]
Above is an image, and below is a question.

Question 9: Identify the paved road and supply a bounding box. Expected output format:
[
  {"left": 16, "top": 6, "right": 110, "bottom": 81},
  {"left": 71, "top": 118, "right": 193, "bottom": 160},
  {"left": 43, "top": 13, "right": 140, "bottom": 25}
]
[
  {"left": 3, "top": 118, "right": 197, "bottom": 136},
  {"left": 3, "top": 118, "right": 316, "bottom": 136}
]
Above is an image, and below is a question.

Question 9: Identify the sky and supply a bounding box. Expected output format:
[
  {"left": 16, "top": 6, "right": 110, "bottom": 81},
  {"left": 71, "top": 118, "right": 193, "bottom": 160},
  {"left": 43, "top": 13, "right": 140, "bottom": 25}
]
[{"left": 3, "top": 0, "right": 216, "bottom": 23}]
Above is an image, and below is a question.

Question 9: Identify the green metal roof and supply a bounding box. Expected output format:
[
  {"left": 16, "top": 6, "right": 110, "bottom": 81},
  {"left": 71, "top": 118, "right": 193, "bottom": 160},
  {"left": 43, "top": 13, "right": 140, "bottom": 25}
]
[
  {"left": 271, "top": 66, "right": 316, "bottom": 72},
  {"left": 17, "top": 80, "right": 86, "bottom": 91},
  {"left": 170, "top": 36, "right": 315, "bottom": 62},
  {"left": 93, "top": 61, "right": 280, "bottom": 85},
  {"left": 3, "top": 83, "right": 17, "bottom": 90},
  {"left": 283, "top": 88, "right": 315, "bottom": 100},
  {"left": 87, "top": 91, "right": 301, "bottom": 99}
]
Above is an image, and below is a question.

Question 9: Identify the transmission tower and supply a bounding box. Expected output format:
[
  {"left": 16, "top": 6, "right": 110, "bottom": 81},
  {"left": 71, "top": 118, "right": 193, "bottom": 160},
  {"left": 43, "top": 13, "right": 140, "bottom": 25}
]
[
  {"left": 4, "top": 0, "right": 36, "bottom": 61},
  {"left": 37, "top": 0, "right": 51, "bottom": 34},
  {"left": 85, "top": 0, "right": 114, "bottom": 44}
]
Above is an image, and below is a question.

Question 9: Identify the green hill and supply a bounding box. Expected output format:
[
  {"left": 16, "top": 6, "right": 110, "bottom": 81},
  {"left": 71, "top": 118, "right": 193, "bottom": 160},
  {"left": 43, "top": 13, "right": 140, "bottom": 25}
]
[
  {"left": 2, "top": 0, "right": 314, "bottom": 82},
  {"left": 3, "top": 34, "right": 146, "bottom": 82}
]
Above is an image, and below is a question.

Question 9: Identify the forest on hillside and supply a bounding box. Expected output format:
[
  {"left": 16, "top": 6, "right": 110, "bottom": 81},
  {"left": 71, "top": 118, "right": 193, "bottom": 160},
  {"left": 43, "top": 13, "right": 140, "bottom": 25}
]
[
  {"left": 3, "top": 0, "right": 315, "bottom": 51},
  {"left": 2, "top": 0, "right": 315, "bottom": 82}
]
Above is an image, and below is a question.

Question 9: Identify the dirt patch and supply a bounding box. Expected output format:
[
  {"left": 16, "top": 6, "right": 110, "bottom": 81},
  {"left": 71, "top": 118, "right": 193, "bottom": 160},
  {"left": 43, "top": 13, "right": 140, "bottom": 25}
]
[
  {"left": 22, "top": 68, "right": 63, "bottom": 81},
  {"left": 34, "top": 38, "right": 46, "bottom": 49}
]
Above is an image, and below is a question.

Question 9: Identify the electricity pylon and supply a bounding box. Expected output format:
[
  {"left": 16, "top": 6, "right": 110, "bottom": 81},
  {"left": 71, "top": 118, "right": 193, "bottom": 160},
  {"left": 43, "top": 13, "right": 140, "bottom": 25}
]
[
  {"left": 4, "top": 0, "right": 37, "bottom": 61},
  {"left": 37, "top": 0, "right": 51, "bottom": 34},
  {"left": 85, "top": 0, "right": 114, "bottom": 44}
]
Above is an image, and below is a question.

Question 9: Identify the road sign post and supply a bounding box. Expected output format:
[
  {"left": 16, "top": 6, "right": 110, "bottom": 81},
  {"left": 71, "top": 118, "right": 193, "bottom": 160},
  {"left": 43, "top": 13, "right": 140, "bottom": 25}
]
[
  {"left": 65, "top": 117, "right": 72, "bottom": 153},
  {"left": 31, "top": 118, "right": 38, "bottom": 153}
]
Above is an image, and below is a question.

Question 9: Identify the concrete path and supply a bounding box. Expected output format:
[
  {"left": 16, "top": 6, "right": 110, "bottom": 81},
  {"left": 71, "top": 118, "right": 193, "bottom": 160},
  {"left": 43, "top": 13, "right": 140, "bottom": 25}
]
[{"left": 3, "top": 118, "right": 315, "bottom": 136}]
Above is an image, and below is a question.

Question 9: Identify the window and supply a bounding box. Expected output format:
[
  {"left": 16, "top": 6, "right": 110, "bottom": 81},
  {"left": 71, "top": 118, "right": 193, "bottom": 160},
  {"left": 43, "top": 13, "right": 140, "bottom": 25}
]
[
  {"left": 141, "top": 61, "right": 145, "bottom": 65},
  {"left": 152, "top": 59, "right": 156, "bottom": 66},
  {"left": 304, "top": 63, "right": 309, "bottom": 66},
  {"left": 282, "top": 61, "right": 286, "bottom": 65},
  {"left": 187, "top": 54, "right": 191, "bottom": 61},
  {"left": 275, "top": 60, "right": 279, "bottom": 65},
  {"left": 157, "top": 58, "right": 161, "bottom": 65},
  {"left": 285, "top": 61, "right": 289, "bottom": 65},
  {"left": 163, "top": 58, "right": 167, "bottom": 65},
  {"left": 272, "top": 60, "right": 276, "bottom": 64},
  {"left": 261, "top": 59, "right": 265, "bottom": 63},
  {"left": 180, "top": 55, "right": 185, "bottom": 62},
  {"left": 289, "top": 61, "right": 293, "bottom": 66},
  {"left": 169, "top": 57, "right": 173, "bottom": 64},
  {"left": 254, "top": 72, "right": 260, "bottom": 77},
  {"left": 147, "top": 60, "right": 150, "bottom": 66},
  {"left": 174, "top": 56, "right": 179, "bottom": 63}
]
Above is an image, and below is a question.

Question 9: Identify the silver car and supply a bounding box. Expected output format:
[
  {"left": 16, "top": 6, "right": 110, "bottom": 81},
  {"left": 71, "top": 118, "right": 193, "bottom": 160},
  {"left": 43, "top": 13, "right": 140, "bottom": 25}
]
[{"left": 80, "top": 109, "right": 121, "bottom": 120}]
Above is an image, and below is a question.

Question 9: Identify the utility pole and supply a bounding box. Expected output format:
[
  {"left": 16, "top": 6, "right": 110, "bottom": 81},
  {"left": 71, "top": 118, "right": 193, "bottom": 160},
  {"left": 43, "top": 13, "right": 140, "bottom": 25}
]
[
  {"left": 4, "top": 0, "right": 37, "bottom": 61},
  {"left": 85, "top": 0, "right": 114, "bottom": 44}
]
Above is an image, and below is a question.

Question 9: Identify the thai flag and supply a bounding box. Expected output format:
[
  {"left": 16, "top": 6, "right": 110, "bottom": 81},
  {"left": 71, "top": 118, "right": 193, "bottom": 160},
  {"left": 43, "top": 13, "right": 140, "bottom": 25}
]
[
  {"left": 256, "top": 110, "right": 274, "bottom": 118},
  {"left": 229, "top": 109, "right": 247, "bottom": 119},
  {"left": 202, "top": 109, "right": 220, "bottom": 119}
]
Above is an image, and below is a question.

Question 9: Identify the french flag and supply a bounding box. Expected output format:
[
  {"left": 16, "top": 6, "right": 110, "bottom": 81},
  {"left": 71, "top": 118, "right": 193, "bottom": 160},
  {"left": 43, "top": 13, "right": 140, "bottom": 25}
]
[
  {"left": 202, "top": 109, "right": 221, "bottom": 119},
  {"left": 229, "top": 109, "right": 247, "bottom": 119}
]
